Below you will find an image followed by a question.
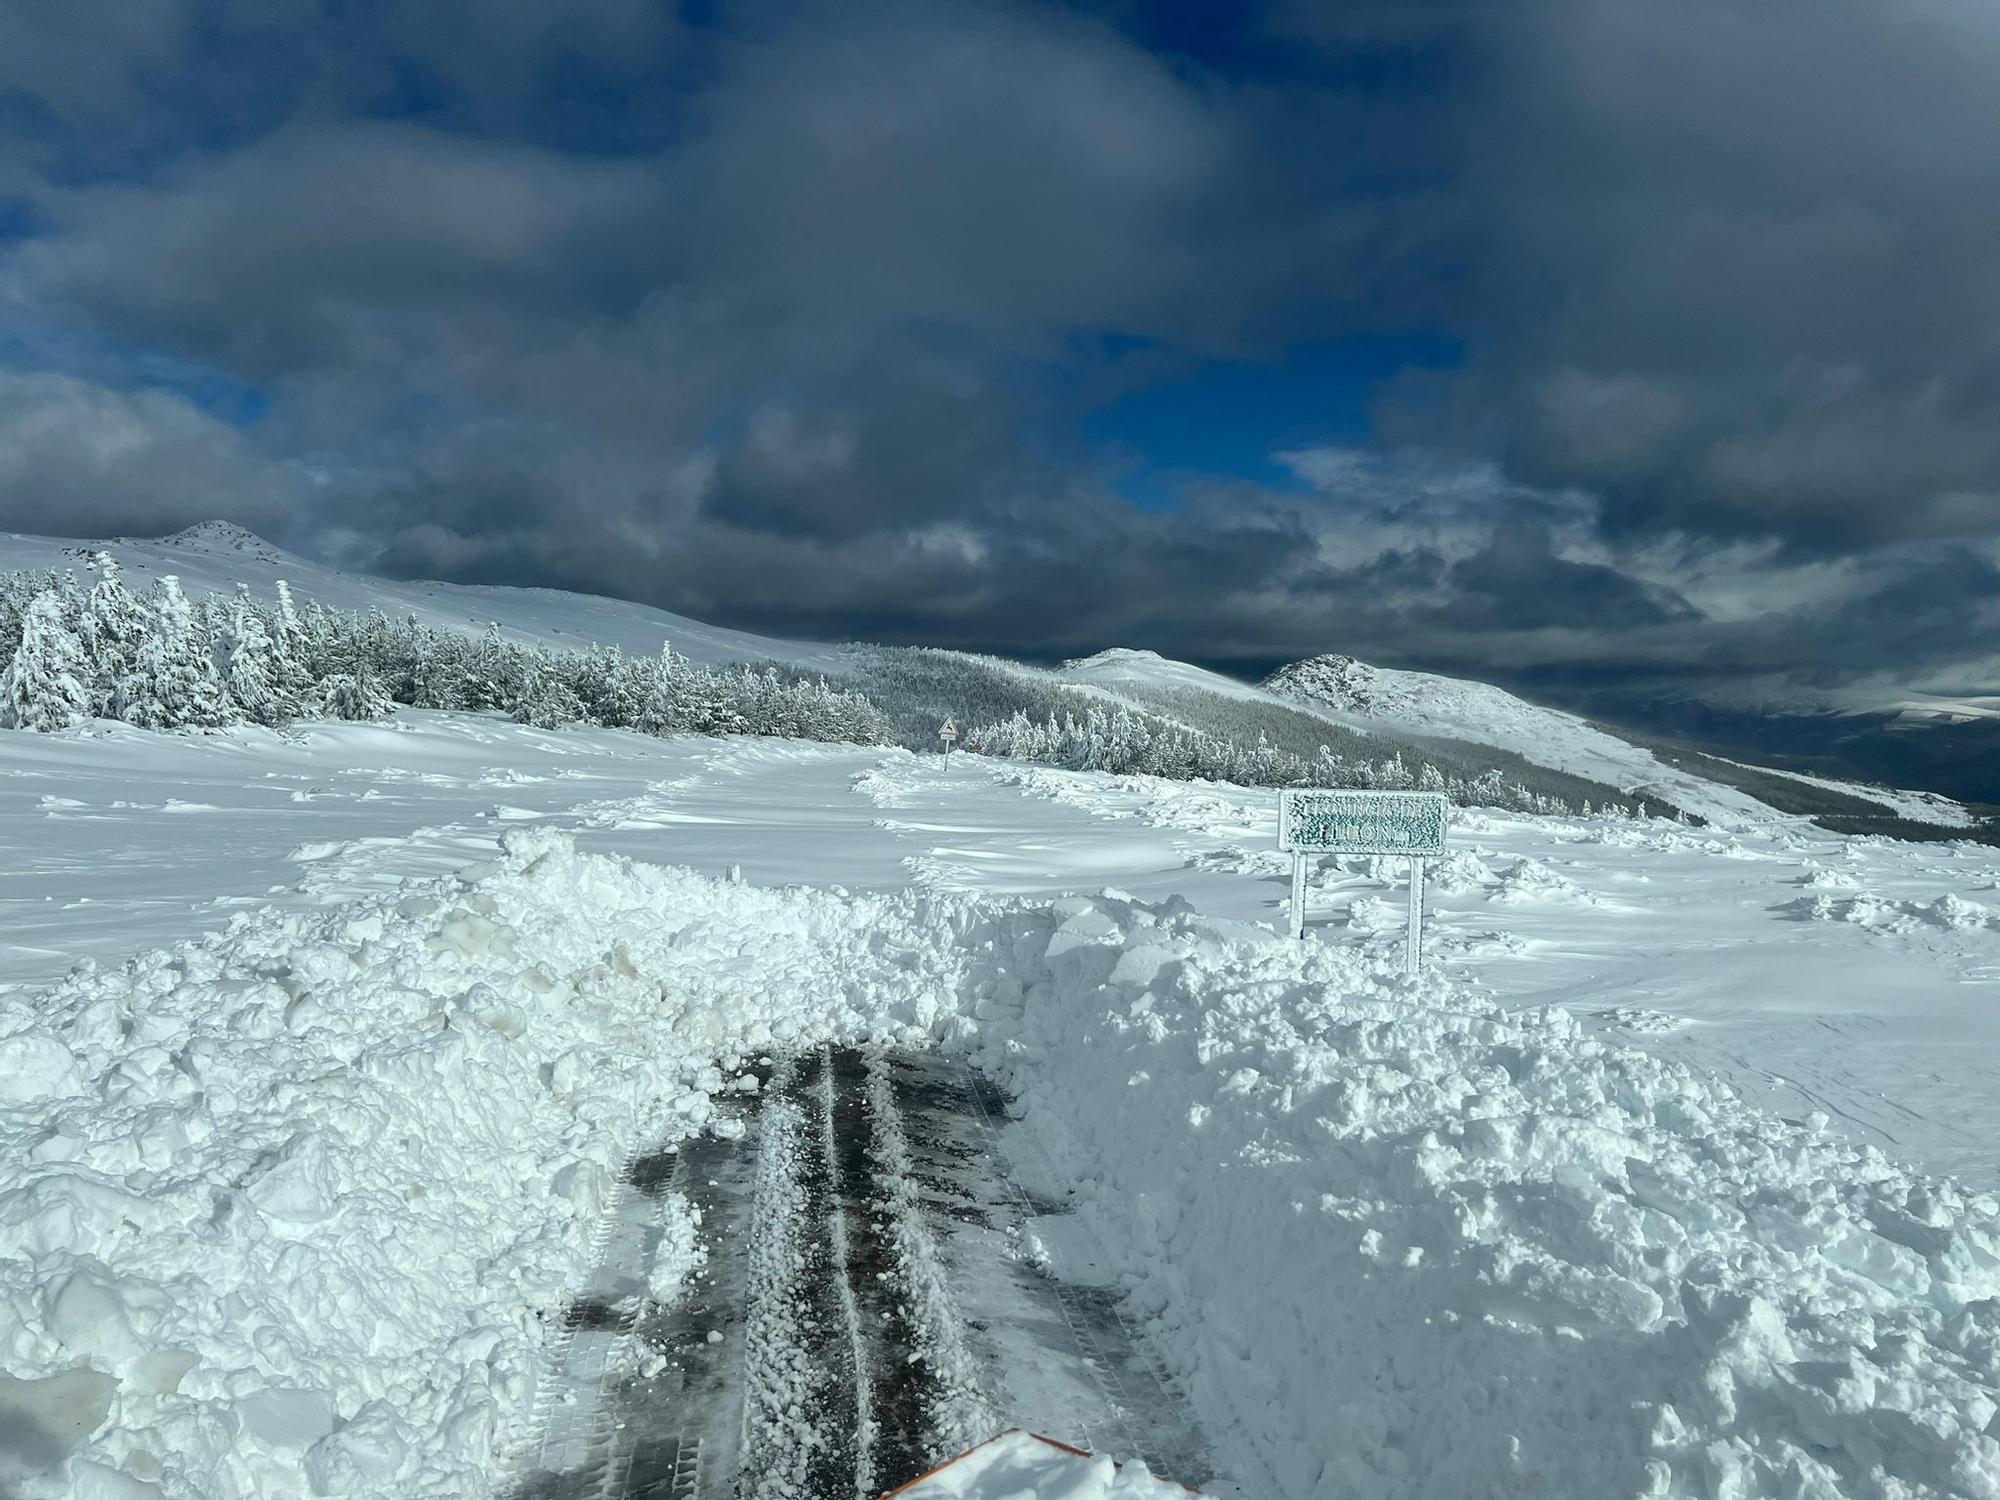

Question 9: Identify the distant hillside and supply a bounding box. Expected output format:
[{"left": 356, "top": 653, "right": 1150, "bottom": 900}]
[
  {"left": 0, "top": 521, "right": 850, "bottom": 672},
  {"left": 2, "top": 523, "right": 1980, "bottom": 835},
  {"left": 1265, "top": 653, "right": 1976, "bottom": 833}
]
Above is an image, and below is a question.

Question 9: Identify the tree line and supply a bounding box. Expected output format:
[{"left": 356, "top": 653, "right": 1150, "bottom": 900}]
[
  {"left": 0, "top": 554, "right": 1664, "bottom": 819},
  {"left": 966, "top": 706, "right": 1644, "bottom": 816},
  {"left": 0, "top": 555, "right": 890, "bottom": 744}
]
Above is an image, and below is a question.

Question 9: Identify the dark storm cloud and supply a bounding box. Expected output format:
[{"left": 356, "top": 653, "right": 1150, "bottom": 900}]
[
  {"left": 1409, "top": 0, "right": 2000, "bottom": 549},
  {"left": 1442, "top": 530, "right": 1698, "bottom": 635},
  {"left": 0, "top": 0, "right": 1997, "bottom": 714},
  {"left": 0, "top": 370, "right": 312, "bottom": 538}
]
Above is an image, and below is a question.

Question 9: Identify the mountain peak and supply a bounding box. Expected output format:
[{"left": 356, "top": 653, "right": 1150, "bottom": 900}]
[
  {"left": 160, "top": 520, "right": 285, "bottom": 562},
  {"left": 1262, "top": 654, "right": 1379, "bottom": 710},
  {"left": 1058, "top": 647, "right": 1166, "bottom": 671}
]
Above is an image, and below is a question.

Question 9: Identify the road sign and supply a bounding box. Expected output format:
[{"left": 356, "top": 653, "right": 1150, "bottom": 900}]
[
  {"left": 1279, "top": 789, "right": 1449, "bottom": 971},
  {"left": 939, "top": 719, "right": 960, "bottom": 753}
]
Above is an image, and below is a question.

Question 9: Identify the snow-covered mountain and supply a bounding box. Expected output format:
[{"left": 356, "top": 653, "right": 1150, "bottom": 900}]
[
  {"left": 1057, "top": 646, "right": 1273, "bottom": 704},
  {"left": 0, "top": 523, "right": 1971, "bottom": 828},
  {"left": 1265, "top": 651, "right": 1710, "bottom": 775},
  {"left": 1264, "top": 652, "right": 1973, "bottom": 828},
  {"left": 2, "top": 520, "right": 850, "bottom": 672}
]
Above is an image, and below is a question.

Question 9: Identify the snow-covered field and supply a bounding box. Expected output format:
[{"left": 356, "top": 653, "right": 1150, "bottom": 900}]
[{"left": 5, "top": 709, "right": 2000, "bottom": 1498}]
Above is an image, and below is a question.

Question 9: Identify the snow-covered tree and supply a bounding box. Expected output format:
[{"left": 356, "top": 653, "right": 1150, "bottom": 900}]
[
  {"left": 463, "top": 623, "right": 518, "bottom": 710},
  {"left": 0, "top": 593, "right": 92, "bottom": 731},
  {"left": 222, "top": 586, "right": 286, "bottom": 726},
  {"left": 631, "top": 644, "right": 680, "bottom": 735},
  {"left": 271, "top": 580, "right": 314, "bottom": 707},
  {"left": 121, "top": 576, "right": 232, "bottom": 730},
  {"left": 198, "top": 591, "right": 229, "bottom": 677},
  {"left": 409, "top": 630, "right": 472, "bottom": 710},
  {"left": 512, "top": 648, "right": 583, "bottom": 729},
  {"left": 318, "top": 669, "right": 393, "bottom": 721},
  {"left": 573, "top": 646, "right": 646, "bottom": 728},
  {"left": 78, "top": 553, "right": 149, "bottom": 717},
  {"left": 0, "top": 565, "right": 899, "bottom": 750}
]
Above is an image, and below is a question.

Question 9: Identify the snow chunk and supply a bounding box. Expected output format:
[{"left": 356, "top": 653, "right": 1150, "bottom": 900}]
[
  {"left": 0, "top": 1031, "right": 84, "bottom": 1103},
  {"left": 0, "top": 1369, "right": 117, "bottom": 1483},
  {"left": 301, "top": 1400, "right": 412, "bottom": 1495},
  {"left": 237, "top": 1387, "right": 338, "bottom": 1450},
  {"left": 42, "top": 1259, "right": 144, "bottom": 1367},
  {"left": 244, "top": 1132, "right": 338, "bottom": 1224}
]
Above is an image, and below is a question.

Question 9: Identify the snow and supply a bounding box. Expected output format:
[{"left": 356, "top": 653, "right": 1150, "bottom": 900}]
[
  {"left": 969, "top": 758, "right": 2000, "bottom": 1187},
  {"left": 741, "top": 1069, "right": 826, "bottom": 1500},
  {"left": 963, "top": 882, "right": 2000, "bottom": 1498},
  {"left": 0, "top": 826, "right": 966, "bottom": 1497},
  {"left": 9, "top": 717, "right": 2000, "bottom": 1185},
  {"left": 1056, "top": 649, "right": 1273, "bottom": 706},
  {"left": 4, "top": 534, "right": 2000, "bottom": 1496},
  {"left": 0, "top": 524, "right": 848, "bottom": 672},
  {"left": 1263, "top": 653, "right": 1978, "bottom": 830},
  {"left": 1713, "top": 754, "right": 1979, "bottom": 828},
  {"left": 894, "top": 1430, "right": 1184, "bottom": 1498},
  {"left": 6, "top": 822, "right": 1998, "bottom": 1495}
]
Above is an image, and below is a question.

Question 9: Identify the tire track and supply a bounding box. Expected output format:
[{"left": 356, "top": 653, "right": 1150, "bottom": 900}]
[
  {"left": 739, "top": 1055, "right": 846, "bottom": 1500},
  {"left": 816, "top": 1054, "right": 877, "bottom": 1500},
  {"left": 511, "top": 1044, "right": 1218, "bottom": 1500},
  {"left": 858, "top": 1051, "right": 993, "bottom": 1456}
]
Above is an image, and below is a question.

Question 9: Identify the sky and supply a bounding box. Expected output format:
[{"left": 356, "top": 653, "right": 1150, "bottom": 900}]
[{"left": 2, "top": 0, "right": 1999, "bottom": 726}]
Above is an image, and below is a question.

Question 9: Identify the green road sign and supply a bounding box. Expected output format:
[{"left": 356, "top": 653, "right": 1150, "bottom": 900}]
[{"left": 1279, "top": 790, "right": 1448, "bottom": 856}]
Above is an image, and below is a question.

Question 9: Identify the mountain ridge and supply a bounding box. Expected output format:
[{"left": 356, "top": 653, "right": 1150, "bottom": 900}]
[{"left": 1, "top": 521, "right": 1976, "bottom": 830}]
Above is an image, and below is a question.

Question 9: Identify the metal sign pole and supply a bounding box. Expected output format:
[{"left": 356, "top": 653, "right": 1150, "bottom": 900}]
[
  {"left": 1406, "top": 857, "right": 1426, "bottom": 974},
  {"left": 1291, "top": 853, "right": 1307, "bottom": 941}
]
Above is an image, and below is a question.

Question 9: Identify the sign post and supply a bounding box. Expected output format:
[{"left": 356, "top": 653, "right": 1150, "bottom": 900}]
[
  {"left": 1278, "top": 789, "right": 1449, "bottom": 973},
  {"left": 938, "top": 719, "right": 960, "bottom": 755}
]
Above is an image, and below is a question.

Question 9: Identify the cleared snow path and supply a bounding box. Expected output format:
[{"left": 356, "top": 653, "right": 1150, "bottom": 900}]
[{"left": 509, "top": 1046, "right": 1218, "bottom": 1500}]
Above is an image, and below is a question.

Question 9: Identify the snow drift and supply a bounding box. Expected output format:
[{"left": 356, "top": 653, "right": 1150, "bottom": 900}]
[{"left": 2, "top": 831, "right": 1997, "bottom": 1496}]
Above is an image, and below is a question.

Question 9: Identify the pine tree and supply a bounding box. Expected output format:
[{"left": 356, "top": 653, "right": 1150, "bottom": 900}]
[
  {"left": 222, "top": 585, "right": 285, "bottom": 726},
  {"left": 122, "top": 576, "right": 232, "bottom": 730},
  {"left": 0, "top": 593, "right": 92, "bottom": 731},
  {"left": 465, "top": 623, "right": 515, "bottom": 710},
  {"left": 271, "top": 580, "right": 313, "bottom": 709},
  {"left": 409, "top": 630, "right": 471, "bottom": 710},
  {"left": 681, "top": 655, "right": 738, "bottom": 734},
  {"left": 583, "top": 648, "right": 647, "bottom": 728},
  {"left": 512, "top": 649, "right": 582, "bottom": 729},
  {"left": 319, "top": 670, "right": 393, "bottom": 721},
  {"left": 198, "top": 592, "right": 229, "bottom": 677},
  {"left": 632, "top": 644, "right": 680, "bottom": 735},
  {"left": 78, "top": 553, "right": 148, "bottom": 717},
  {"left": 298, "top": 600, "right": 345, "bottom": 681}
]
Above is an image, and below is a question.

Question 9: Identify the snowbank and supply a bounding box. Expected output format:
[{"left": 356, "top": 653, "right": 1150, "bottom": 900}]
[
  {"left": 3, "top": 831, "right": 1998, "bottom": 1496},
  {"left": 0, "top": 829, "right": 966, "bottom": 1497},
  {"left": 969, "top": 897, "right": 2000, "bottom": 1498}
]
